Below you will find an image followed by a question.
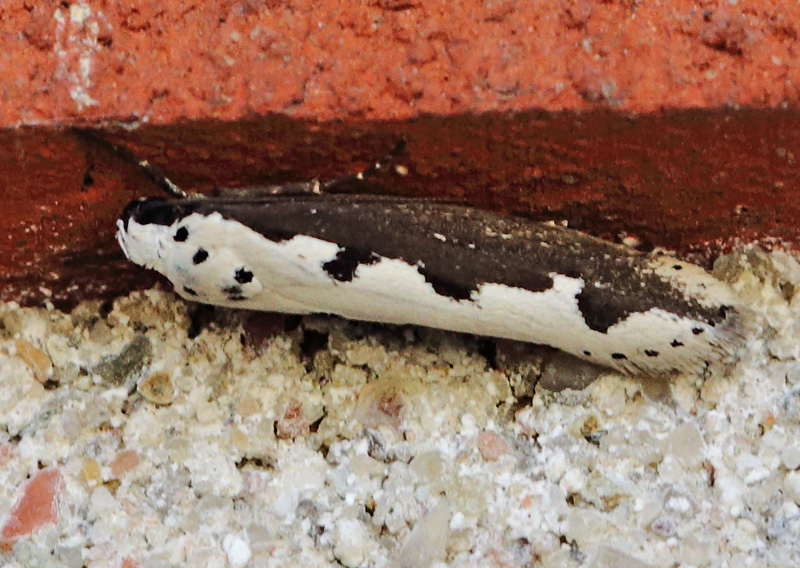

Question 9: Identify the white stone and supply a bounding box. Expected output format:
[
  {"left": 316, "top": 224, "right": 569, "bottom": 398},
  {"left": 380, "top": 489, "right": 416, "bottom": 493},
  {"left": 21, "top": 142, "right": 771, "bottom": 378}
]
[
  {"left": 89, "top": 486, "right": 116, "bottom": 513},
  {"left": 268, "top": 488, "right": 298, "bottom": 519},
  {"left": 784, "top": 471, "right": 800, "bottom": 504},
  {"left": 637, "top": 498, "right": 663, "bottom": 528},
  {"left": 184, "top": 442, "right": 243, "bottom": 497},
  {"left": 664, "top": 422, "right": 706, "bottom": 469},
  {"left": 448, "top": 511, "right": 467, "bottom": 531},
  {"left": 589, "top": 545, "right": 654, "bottom": 568},
  {"left": 565, "top": 509, "right": 611, "bottom": 544},
  {"left": 196, "top": 400, "right": 222, "bottom": 423},
  {"left": 781, "top": 446, "right": 800, "bottom": 471},
  {"left": 730, "top": 518, "right": 759, "bottom": 552},
  {"left": 393, "top": 499, "right": 450, "bottom": 567},
  {"left": 222, "top": 534, "right": 252, "bottom": 568},
  {"left": 45, "top": 334, "right": 74, "bottom": 368},
  {"left": 544, "top": 452, "right": 567, "bottom": 482},
  {"left": 332, "top": 519, "right": 368, "bottom": 568},
  {"left": 560, "top": 468, "right": 586, "bottom": 494}
]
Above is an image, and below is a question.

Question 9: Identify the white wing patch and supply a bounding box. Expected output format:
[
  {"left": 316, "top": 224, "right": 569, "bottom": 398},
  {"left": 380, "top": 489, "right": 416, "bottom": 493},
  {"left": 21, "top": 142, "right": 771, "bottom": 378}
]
[{"left": 118, "top": 211, "right": 740, "bottom": 376}]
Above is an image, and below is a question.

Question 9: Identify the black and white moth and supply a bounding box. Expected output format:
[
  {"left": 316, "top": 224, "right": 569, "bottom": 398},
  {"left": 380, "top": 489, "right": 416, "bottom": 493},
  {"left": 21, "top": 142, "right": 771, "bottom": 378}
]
[{"left": 109, "top": 137, "right": 741, "bottom": 376}]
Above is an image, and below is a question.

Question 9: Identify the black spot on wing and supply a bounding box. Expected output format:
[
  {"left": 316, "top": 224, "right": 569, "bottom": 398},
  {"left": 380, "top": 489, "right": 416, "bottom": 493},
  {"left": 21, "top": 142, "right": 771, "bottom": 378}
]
[
  {"left": 671, "top": 339, "right": 684, "bottom": 347},
  {"left": 575, "top": 286, "right": 634, "bottom": 334},
  {"left": 183, "top": 286, "right": 198, "bottom": 296},
  {"left": 323, "top": 247, "right": 380, "bottom": 282},
  {"left": 611, "top": 352, "right": 627, "bottom": 360},
  {"left": 235, "top": 268, "right": 254, "bottom": 284},
  {"left": 193, "top": 248, "right": 209, "bottom": 264},
  {"left": 692, "top": 327, "right": 704, "bottom": 335},
  {"left": 644, "top": 349, "right": 659, "bottom": 357},
  {"left": 222, "top": 285, "right": 246, "bottom": 302},
  {"left": 174, "top": 227, "right": 189, "bottom": 242},
  {"left": 417, "top": 265, "right": 475, "bottom": 301},
  {"left": 416, "top": 260, "right": 553, "bottom": 302},
  {"left": 717, "top": 305, "right": 735, "bottom": 320}
]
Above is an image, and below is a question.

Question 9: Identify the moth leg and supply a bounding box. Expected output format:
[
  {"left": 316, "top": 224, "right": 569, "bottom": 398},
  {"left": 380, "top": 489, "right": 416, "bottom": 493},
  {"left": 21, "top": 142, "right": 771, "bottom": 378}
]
[
  {"left": 212, "top": 139, "right": 407, "bottom": 198},
  {"left": 134, "top": 158, "right": 189, "bottom": 199},
  {"left": 187, "top": 304, "right": 216, "bottom": 339}
]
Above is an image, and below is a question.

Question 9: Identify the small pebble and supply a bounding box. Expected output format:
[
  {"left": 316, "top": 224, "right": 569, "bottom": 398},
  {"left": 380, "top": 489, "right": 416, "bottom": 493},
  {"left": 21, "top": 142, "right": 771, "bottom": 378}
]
[
  {"left": 781, "top": 447, "right": 800, "bottom": 471},
  {"left": 664, "top": 422, "right": 706, "bottom": 469},
  {"left": 785, "top": 471, "right": 800, "bottom": 504},
  {"left": 478, "top": 431, "right": 511, "bottom": 461},
  {"left": 222, "top": 534, "right": 252, "bottom": 568},
  {"left": 0, "top": 443, "right": 14, "bottom": 466},
  {"left": 276, "top": 403, "right": 309, "bottom": 439},
  {"left": 394, "top": 499, "right": 450, "bottom": 567},
  {"left": 651, "top": 517, "right": 677, "bottom": 538},
  {"left": 138, "top": 371, "right": 174, "bottom": 405},
  {"left": 354, "top": 377, "right": 405, "bottom": 431},
  {"left": 110, "top": 450, "right": 140, "bottom": 478},
  {"left": 0, "top": 468, "right": 61, "bottom": 551},
  {"left": 90, "top": 486, "right": 116, "bottom": 512},
  {"left": 14, "top": 339, "right": 52, "bottom": 383},
  {"left": 561, "top": 468, "right": 587, "bottom": 494},
  {"left": 80, "top": 458, "right": 102, "bottom": 488},
  {"left": 196, "top": 400, "right": 222, "bottom": 423},
  {"left": 333, "top": 519, "right": 367, "bottom": 568},
  {"left": 93, "top": 335, "right": 152, "bottom": 389},
  {"left": 592, "top": 546, "right": 655, "bottom": 568}
]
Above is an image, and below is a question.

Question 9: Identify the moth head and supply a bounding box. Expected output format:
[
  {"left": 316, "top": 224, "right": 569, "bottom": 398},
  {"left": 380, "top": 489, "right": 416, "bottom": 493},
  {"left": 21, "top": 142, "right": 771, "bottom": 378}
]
[
  {"left": 119, "top": 196, "right": 182, "bottom": 230},
  {"left": 117, "top": 197, "right": 182, "bottom": 270}
]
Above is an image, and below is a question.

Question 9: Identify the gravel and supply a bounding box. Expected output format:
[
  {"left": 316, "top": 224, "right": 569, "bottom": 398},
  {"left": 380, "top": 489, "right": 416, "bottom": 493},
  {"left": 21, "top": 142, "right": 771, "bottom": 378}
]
[{"left": 1, "top": 246, "right": 800, "bottom": 567}]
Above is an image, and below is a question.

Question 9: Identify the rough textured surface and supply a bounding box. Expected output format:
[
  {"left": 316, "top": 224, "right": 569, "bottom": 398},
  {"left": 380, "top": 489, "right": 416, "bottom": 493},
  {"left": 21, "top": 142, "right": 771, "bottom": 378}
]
[
  {"left": 2, "top": 247, "right": 800, "bottom": 566},
  {"left": 0, "top": 1, "right": 799, "bottom": 305},
  {"left": 2, "top": 1, "right": 798, "bottom": 123}
]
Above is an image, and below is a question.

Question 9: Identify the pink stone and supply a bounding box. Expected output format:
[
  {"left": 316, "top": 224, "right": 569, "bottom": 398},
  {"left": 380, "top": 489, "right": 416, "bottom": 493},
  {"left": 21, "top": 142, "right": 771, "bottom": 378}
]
[
  {"left": 110, "top": 449, "right": 140, "bottom": 478},
  {"left": 0, "top": 468, "right": 61, "bottom": 551},
  {"left": 0, "top": 442, "right": 15, "bottom": 466},
  {"left": 354, "top": 379, "right": 405, "bottom": 431},
  {"left": 478, "top": 431, "right": 511, "bottom": 461},
  {"left": 277, "top": 403, "right": 309, "bottom": 439}
]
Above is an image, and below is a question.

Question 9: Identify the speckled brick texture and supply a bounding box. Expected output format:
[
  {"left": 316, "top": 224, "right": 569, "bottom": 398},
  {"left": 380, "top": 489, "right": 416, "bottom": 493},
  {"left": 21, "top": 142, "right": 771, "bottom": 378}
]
[{"left": 1, "top": 1, "right": 799, "bottom": 305}]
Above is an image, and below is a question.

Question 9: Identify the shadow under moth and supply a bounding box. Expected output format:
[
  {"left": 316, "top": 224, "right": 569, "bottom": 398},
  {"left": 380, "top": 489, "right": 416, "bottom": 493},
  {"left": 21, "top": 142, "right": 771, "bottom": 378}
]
[{"left": 90, "top": 133, "right": 741, "bottom": 377}]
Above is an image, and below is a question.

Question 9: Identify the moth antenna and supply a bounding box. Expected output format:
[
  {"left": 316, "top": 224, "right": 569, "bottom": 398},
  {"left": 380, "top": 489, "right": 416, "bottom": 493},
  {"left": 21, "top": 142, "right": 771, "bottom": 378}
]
[
  {"left": 135, "top": 158, "right": 190, "bottom": 199},
  {"left": 320, "top": 138, "right": 407, "bottom": 192},
  {"left": 210, "top": 139, "right": 408, "bottom": 199},
  {"left": 71, "top": 128, "right": 192, "bottom": 199}
]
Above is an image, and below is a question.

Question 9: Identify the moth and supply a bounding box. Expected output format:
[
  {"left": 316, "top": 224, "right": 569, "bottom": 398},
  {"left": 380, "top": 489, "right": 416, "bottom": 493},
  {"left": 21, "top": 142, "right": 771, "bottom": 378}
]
[{"left": 98, "top": 133, "right": 741, "bottom": 376}]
